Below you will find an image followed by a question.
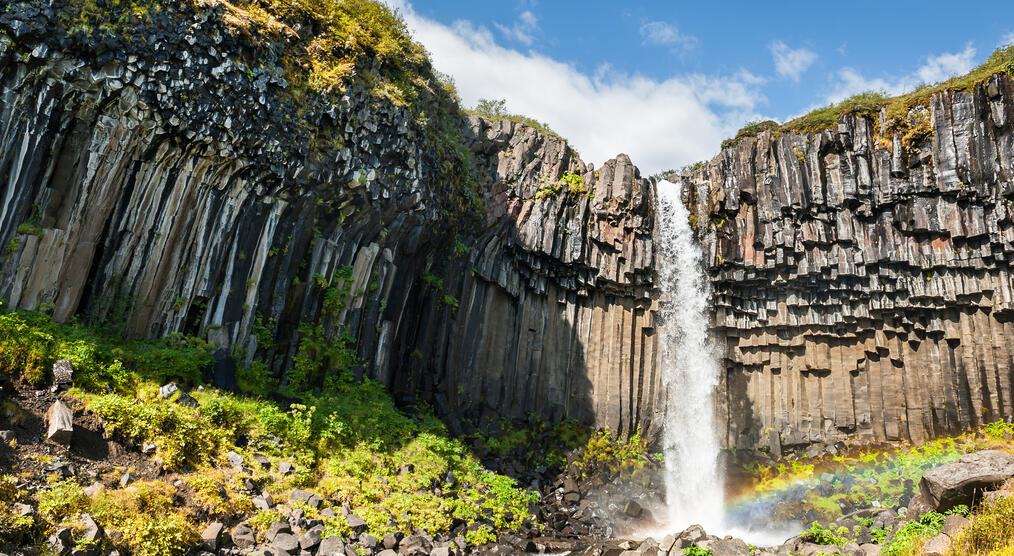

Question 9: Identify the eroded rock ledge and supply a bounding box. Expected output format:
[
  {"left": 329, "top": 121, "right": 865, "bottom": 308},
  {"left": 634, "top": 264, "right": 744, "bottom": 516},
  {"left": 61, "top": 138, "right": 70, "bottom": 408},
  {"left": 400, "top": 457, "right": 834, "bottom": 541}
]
[
  {"left": 0, "top": 4, "right": 660, "bottom": 437},
  {"left": 684, "top": 74, "right": 1014, "bottom": 452}
]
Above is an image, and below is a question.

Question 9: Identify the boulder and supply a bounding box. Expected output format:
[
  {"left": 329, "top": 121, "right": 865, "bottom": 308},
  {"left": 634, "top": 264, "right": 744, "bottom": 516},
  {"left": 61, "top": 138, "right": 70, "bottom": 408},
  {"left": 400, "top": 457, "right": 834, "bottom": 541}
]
[
  {"left": 231, "top": 523, "right": 257, "bottom": 548},
  {"left": 80, "top": 513, "right": 103, "bottom": 542},
  {"left": 318, "top": 536, "right": 345, "bottom": 555},
  {"left": 201, "top": 522, "right": 224, "bottom": 551},
  {"left": 858, "top": 544, "right": 881, "bottom": 556},
  {"left": 920, "top": 450, "right": 1014, "bottom": 510},
  {"left": 922, "top": 533, "right": 950, "bottom": 556},
  {"left": 159, "top": 383, "right": 179, "bottom": 398},
  {"left": 299, "top": 526, "right": 323, "bottom": 549},
  {"left": 272, "top": 532, "right": 300, "bottom": 554},
  {"left": 46, "top": 401, "right": 73, "bottom": 444},
  {"left": 678, "top": 525, "right": 707, "bottom": 544},
  {"left": 52, "top": 359, "right": 73, "bottom": 385},
  {"left": 266, "top": 521, "right": 291, "bottom": 541},
  {"left": 347, "top": 513, "right": 367, "bottom": 532},
  {"left": 623, "top": 500, "right": 643, "bottom": 517},
  {"left": 702, "top": 538, "right": 750, "bottom": 556},
  {"left": 941, "top": 514, "right": 970, "bottom": 537}
]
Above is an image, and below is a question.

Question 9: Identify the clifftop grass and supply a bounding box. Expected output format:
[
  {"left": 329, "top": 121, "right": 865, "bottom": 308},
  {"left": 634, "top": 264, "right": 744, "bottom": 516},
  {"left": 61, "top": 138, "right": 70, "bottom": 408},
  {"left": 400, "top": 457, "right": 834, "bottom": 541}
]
[{"left": 723, "top": 45, "right": 1014, "bottom": 149}]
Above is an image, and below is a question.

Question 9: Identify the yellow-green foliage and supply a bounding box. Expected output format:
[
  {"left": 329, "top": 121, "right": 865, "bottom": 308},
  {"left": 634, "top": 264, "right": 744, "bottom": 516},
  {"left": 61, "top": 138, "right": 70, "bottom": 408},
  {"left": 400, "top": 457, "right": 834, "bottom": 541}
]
[
  {"left": 0, "top": 475, "right": 36, "bottom": 548},
  {"left": 576, "top": 429, "right": 652, "bottom": 484},
  {"left": 952, "top": 495, "right": 1014, "bottom": 555},
  {"left": 60, "top": 0, "right": 165, "bottom": 36},
  {"left": 88, "top": 394, "right": 228, "bottom": 470},
  {"left": 535, "top": 170, "right": 591, "bottom": 200},
  {"left": 36, "top": 479, "right": 90, "bottom": 523},
  {"left": 89, "top": 481, "right": 198, "bottom": 556},
  {"left": 7, "top": 308, "right": 540, "bottom": 545},
  {"left": 724, "top": 45, "right": 1014, "bottom": 144},
  {"left": 0, "top": 310, "right": 211, "bottom": 391}
]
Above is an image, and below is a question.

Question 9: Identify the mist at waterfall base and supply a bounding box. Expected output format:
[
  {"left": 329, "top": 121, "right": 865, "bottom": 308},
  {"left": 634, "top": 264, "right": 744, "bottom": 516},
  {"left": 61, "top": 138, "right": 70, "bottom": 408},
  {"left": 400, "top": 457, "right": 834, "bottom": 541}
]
[{"left": 647, "top": 180, "right": 802, "bottom": 547}]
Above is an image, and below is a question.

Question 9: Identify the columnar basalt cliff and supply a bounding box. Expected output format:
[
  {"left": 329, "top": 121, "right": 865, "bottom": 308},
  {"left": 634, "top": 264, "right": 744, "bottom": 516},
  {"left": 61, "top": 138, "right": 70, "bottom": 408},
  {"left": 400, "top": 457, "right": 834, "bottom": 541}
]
[
  {"left": 684, "top": 74, "right": 1014, "bottom": 452},
  {"left": 0, "top": 3, "right": 660, "bottom": 437}
]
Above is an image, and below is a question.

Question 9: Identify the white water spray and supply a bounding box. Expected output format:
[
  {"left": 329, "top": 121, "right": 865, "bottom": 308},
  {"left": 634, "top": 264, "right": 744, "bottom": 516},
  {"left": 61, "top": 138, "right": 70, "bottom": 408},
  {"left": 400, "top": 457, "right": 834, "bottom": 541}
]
[{"left": 654, "top": 180, "right": 725, "bottom": 532}]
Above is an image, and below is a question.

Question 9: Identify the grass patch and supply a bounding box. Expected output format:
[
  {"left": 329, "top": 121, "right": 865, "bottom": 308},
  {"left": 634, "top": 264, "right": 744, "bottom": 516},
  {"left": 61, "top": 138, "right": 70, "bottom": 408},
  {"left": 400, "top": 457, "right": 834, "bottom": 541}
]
[
  {"left": 467, "top": 98, "right": 564, "bottom": 140},
  {"left": 534, "top": 170, "right": 591, "bottom": 200},
  {"left": 952, "top": 493, "right": 1014, "bottom": 555},
  {"left": 722, "top": 45, "right": 1014, "bottom": 148}
]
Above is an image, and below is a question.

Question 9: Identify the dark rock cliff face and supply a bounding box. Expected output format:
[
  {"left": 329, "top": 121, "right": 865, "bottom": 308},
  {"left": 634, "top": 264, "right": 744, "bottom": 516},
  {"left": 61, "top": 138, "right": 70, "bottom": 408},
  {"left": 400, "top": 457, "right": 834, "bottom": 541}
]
[
  {"left": 0, "top": 5, "right": 660, "bottom": 437},
  {"left": 685, "top": 74, "right": 1014, "bottom": 452}
]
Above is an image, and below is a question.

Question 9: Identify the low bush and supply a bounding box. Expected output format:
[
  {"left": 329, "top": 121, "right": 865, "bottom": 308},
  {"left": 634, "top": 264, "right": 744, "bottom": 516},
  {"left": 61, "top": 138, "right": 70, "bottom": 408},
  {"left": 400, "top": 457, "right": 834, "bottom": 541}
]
[{"left": 952, "top": 495, "right": 1014, "bottom": 555}]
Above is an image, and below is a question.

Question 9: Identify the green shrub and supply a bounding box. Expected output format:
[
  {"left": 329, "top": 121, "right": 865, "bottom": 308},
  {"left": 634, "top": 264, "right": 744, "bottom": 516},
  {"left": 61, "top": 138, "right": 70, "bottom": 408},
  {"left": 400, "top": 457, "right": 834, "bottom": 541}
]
[
  {"left": 683, "top": 547, "right": 712, "bottom": 556},
  {"left": 801, "top": 521, "right": 853, "bottom": 545},
  {"left": 952, "top": 495, "right": 1014, "bottom": 555},
  {"left": 89, "top": 481, "right": 198, "bottom": 556},
  {"left": 89, "top": 395, "right": 225, "bottom": 470},
  {"left": 36, "top": 479, "right": 89, "bottom": 523},
  {"left": 882, "top": 510, "right": 957, "bottom": 556}
]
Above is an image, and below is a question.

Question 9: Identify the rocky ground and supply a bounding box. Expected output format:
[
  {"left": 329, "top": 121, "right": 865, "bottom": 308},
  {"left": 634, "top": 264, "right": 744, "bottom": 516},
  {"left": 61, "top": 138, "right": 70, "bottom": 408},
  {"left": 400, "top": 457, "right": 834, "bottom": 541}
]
[{"left": 3, "top": 362, "right": 1013, "bottom": 556}]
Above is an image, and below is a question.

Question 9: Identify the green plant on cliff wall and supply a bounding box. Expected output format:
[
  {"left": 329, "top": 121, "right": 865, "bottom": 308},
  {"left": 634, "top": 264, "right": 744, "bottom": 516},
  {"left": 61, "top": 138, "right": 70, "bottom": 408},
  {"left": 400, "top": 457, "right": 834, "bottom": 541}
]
[{"left": 534, "top": 170, "right": 591, "bottom": 200}]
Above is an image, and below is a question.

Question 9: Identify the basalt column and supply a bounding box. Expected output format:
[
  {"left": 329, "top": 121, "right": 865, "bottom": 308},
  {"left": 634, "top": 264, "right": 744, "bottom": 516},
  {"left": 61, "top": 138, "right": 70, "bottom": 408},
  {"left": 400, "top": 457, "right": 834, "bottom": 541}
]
[{"left": 684, "top": 74, "right": 1014, "bottom": 453}]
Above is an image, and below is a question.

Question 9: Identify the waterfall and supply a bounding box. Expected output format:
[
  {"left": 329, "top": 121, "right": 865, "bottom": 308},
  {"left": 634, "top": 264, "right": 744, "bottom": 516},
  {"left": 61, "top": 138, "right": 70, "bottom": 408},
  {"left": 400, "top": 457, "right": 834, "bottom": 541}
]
[{"left": 654, "top": 179, "right": 725, "bottom": 532}]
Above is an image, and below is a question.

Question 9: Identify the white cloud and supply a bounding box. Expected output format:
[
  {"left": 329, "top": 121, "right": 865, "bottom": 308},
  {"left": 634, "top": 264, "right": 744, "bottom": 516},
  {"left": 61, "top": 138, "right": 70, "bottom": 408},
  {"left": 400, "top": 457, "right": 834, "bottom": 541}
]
[
  {"left": 1001, "top": 31, "right": 1014, "bottom": 47},
  {"left": 915, "top": 43, "right": 976, "bottom": 84},
  {"left": 769, "top": 41, "right": 818, "bottom": 81},
  {"left": 494, "top": 10, "right": 539, "bottom": 46},
  {"left": 384, "top": 0, "right": 765, "bottom": 173},
  {"left": 825, "top": 44, "right": 978, "bottom": 104},
  {"left": 640, "top": 21, "right": 697, "bottom": 51}
]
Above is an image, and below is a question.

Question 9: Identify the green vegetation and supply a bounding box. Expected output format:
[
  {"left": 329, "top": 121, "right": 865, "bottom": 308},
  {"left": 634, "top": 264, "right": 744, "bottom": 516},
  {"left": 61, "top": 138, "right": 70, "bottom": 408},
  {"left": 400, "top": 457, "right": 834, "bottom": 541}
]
[
  {"left": 952, "top": 493, "right": 1014, "bottom": 555},
  {"left": 881, "top": 508, "right": 966, "bottom": 556},
  {"left": 682, "top": 547, "right": 712, "bottom": 556},
  {"left": 738, "top": 424, "right": 1014, "bottom": 524},
  {"left": 467, "top": 98, "right": 563, "bottom": 139},
  {"left": 0, "top": 309, "right": 540, "bottom": 551},
  {"left": 723, "top": 45, "right": 1014, "bottom": 147},
  {"left": 800, "top": 521, "right": 852, "bottom": 545},
  {"left": 721, "top": 120, "right": 781, "bottom": 150},
  {"left": 535, "top": 170, "right": 591, "bottom": 200}
]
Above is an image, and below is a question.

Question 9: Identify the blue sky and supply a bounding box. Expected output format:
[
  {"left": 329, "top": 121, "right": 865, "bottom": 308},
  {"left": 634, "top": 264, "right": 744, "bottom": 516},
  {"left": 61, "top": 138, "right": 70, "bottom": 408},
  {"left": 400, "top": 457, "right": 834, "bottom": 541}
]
[{"left": 387, "top": 0, "right": 1014, "bottom": 173}]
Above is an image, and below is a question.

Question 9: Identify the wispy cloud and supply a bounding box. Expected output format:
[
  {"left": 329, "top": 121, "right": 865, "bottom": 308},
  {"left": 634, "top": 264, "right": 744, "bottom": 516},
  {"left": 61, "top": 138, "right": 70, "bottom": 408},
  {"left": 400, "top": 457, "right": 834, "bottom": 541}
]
[
  {"left": 640, "top": 21, "right": 697, "bottom": 51},
  {"left": 825, "top": 43, "right": 977, "bottom": 103},
  {"left": 1001, "top": 31, "right": 1014, "bottom": 47},
  {"left": 494, "top": 10, "right": 539, "bottom": 46},
  {"left": 770, "top": 41, "right": 818, "bottom": 81},
  {"left": 383, "top": 0, "right": 765, "bottom": 172}
]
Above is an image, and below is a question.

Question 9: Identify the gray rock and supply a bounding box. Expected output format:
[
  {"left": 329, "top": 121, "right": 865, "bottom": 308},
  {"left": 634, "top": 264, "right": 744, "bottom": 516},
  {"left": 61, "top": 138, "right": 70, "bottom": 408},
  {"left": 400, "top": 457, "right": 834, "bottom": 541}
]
[
  {"left": 382, "top": 532, "right": 401, "bottom": 549},
  {"left": 346, "top": 513, "right": 367, "bottom": 532},
  {"left": 678, "top": 525, "right": 707, "bottom": 544},
  {"left": 227, "top": 451, "right": 244, "bottom": 468},
  {"left": 232, "top": 524, "right": 257, "bottom": 548},
  {"left": 52, "top": 359, "right": 73, "bottom": 385},
  {"left": 46, "top": 401, "right": 73, "bottom": 444},
  {"left": 159, "top": 383, "right": 179, "bottom": 398},
  {"left": 299, "top": 526, "right": 323, "bottom": 549},
  {"left": 80, "top": 513, "right": 103, "bottom": 542},
  {"left": 266, "top": 521, "right": 291, "bottom": 541},
  {"left": 119, "top": 473, "right": 136, "bottom": 487},
  {"left": 942, "top": 514, "right": 971, "bottom": 537},
  {"left": 201, "top": 521, "right": 224, "bottom": 550},
  {"left": 702, "top": 539, "right": 750, "bottom": 556},
  {"left": 922, "top": 534, "right": 951, "bottom": 556},
  {"left": 858, "top": 544, "right": 881, "bottom": 556},
  {"left": 0, "top": 430, "right": 14, "bottom": 442},
  {"left": 272, "top": 532, "right": 300, "bottom": 554},
  {"left": 623, "top": 500, "right": 643, "bottom": 517},
  {"left": 279, "top": 461, "right": 294, "bottom": 475},
  {"left": 360, "top": 534, "right": 378, "bottom": 549},
  {"left": 920, "top": 450, "right": 1014, "bottom": 510},
  {"left": 175, "top": 391, "right": 199, "bottom": 408},
  {"left": 318, "top": 536, "right": 345, "bottom": 555}
]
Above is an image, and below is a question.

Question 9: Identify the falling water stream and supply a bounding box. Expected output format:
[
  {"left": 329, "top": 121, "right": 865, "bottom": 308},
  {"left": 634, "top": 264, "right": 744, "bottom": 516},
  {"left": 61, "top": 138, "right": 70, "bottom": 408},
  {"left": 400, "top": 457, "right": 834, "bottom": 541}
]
[
  {"left": 652, "top": 181, "right": 800, "bottom": 546},
  {"left": 654, "top": 179, "right": 726, "bottom": 532}
]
